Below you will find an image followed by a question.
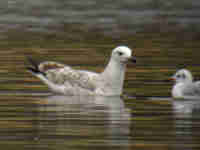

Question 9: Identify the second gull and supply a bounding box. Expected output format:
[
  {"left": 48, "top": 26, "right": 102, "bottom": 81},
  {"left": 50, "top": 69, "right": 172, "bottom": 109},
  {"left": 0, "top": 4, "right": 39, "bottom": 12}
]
[{"left": 170, "top": 69, "right": 200, "bottom": 99}]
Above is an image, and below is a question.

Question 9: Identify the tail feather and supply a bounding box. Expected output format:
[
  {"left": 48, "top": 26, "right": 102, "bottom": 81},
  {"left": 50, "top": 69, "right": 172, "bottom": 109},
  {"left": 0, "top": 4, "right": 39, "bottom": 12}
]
[
  {"left": 27, "top": 56, "right": 39, "bottom": 69},
  {"left": 26, "top": 66, "right": 40, "bottom": 74},
  {"left": 26, "top": 57, "right": 46, "bottom": 76}
]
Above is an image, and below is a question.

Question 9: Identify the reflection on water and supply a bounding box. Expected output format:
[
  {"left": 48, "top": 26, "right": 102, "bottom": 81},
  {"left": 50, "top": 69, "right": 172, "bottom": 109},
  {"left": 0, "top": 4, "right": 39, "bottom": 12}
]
[
  {"left": 172, "top": 98, "right": 200, "bottom": 149},
  {"left": 0, "top": 94, "right": 131, "bottom": 149},
  {"left": 1, "top": 93, "right": 200, "bottom": 149},
  {"left": 38, "top": 95, "right": 131, "bottom": 148}
]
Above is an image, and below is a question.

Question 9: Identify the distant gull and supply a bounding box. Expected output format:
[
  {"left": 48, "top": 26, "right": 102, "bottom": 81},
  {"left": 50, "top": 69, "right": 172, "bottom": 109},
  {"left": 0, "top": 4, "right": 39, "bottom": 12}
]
[
  {"left": 27, "top": 46, "right": 136, "bottom": 96},
  {"left": 170, "top": 69, "right": 200, "bottom": 99}
]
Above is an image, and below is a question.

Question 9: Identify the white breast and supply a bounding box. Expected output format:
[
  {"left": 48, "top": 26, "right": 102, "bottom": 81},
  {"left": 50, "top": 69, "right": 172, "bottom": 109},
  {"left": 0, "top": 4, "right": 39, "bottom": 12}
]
[{"left": 172, "top": 83, "right": 184, "bottom": 98}]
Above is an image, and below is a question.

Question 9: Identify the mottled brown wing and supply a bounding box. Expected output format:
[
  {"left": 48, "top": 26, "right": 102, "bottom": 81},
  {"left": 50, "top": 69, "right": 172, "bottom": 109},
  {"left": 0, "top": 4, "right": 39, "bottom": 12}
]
[
  {"left": 39, "top": 61, "right": 66, "bottom": 72},
  {"left": 39, "top": 61, "right": 98, "bottom": 90}
]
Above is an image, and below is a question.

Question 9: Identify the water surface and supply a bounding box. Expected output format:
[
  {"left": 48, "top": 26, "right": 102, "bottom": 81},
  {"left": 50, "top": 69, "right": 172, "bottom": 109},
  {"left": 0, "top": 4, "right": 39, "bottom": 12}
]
[{"left": 1, "top": 1, "right": 200, "bottom": 150}]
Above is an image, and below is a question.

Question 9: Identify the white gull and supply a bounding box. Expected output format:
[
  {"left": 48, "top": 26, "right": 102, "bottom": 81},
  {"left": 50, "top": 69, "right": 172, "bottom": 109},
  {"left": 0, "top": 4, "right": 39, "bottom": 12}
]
[
  {"left": 170, "top": 69, "right": 200, "bottom": 99},
  {"left": 27, "top": 46, "right": 136, "bottom": 96}
]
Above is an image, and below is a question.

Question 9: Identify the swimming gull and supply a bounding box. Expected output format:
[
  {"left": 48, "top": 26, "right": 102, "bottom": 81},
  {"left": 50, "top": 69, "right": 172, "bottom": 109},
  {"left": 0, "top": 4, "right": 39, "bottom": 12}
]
[
  {"left": 170, "top": 69, "right": 200, "bottom": 99},
  {"left": 27, "top": 46, "right": 136, "bottom": 96}
]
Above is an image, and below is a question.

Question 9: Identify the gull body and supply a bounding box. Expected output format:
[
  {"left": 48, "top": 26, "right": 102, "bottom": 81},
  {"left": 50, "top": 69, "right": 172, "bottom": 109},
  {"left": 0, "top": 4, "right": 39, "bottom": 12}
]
[
  {"left": 27, "top": 46, "right": 136, "bottom": 96},
  {"left": 170, "top": 69, "right": 200, "bottom": 99}
]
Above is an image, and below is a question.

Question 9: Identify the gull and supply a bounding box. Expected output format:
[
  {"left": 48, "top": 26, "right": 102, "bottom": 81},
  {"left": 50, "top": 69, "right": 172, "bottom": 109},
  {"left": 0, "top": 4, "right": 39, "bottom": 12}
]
[
  {"left": 27, "top": 46, "right": 136, "bottom": 96},
  {"left": 170, "top": 69, "right": 200, "bottom": 99}
]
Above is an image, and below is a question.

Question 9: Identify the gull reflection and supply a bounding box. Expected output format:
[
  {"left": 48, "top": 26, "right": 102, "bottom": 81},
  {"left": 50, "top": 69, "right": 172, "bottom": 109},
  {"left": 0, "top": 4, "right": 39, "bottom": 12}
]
[
  {"left": 34, "top": 95, "right": 131, "bottom": 149},
  {"left": 172, "top": 98, "right": 200, "bottom": 149}
]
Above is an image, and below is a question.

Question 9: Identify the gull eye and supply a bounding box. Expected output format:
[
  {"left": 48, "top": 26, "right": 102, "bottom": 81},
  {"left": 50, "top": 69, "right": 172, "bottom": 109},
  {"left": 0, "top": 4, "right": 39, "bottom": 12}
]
[
  {"left": 176, "top": 74, "right": 181, "bottom": 78},
  {"left": 118, "top": 52, "right": 123, "bottom": 56}
]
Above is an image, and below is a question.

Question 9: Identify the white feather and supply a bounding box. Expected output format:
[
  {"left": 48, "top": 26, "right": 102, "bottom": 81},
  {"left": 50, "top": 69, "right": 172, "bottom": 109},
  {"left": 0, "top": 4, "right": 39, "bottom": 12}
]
[{"left": 29, "top": 46, "right": 136, "bottom": 96}]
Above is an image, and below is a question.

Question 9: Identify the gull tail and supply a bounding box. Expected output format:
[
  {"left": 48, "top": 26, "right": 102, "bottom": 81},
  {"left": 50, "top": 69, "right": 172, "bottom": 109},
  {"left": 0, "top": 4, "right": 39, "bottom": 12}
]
[
  {"left": 26, "top": 57, "right": 66, "bottom": 94},
  {"left": 26, "top": 57, "right": 46, "bottom": 76}
]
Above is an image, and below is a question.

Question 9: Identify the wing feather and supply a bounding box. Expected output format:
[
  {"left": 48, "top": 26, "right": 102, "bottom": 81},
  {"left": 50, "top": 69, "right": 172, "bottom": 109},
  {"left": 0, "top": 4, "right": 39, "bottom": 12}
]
[
  {"left": 39, "top": 61, "right": 99, "bottom": 90},
  {"left": 39, "top": 61, "right": 66, "bottom": 72},
  {"left": 182, "top": 82, "right": 200, "bottom": 96},
  {"left": 194, "top": 81, "right": 200, "bottom": 95}
]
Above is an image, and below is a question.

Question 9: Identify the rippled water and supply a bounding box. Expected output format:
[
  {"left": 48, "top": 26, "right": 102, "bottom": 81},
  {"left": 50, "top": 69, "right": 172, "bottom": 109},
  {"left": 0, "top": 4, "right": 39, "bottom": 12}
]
[
  {"left": 1, "top": 1, "right": 200, "bottom": 150},
  {"left": 1, "top": 94, "right": 200, "bottom": 150},
  {"left": 2, "top": 0, "right": 200, "bottom": 34}
]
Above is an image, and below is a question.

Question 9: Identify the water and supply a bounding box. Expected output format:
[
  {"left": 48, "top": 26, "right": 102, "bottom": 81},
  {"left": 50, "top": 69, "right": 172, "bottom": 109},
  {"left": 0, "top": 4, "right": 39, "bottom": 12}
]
[
  {"left": 2, "top": 0, "right": 200, "bottom": 34},
  {"left": 1, "top": 94, "right": 200, "bottom": 150},
  {"left": 1, "top": 0, "right": 200, "bottom": 150}
]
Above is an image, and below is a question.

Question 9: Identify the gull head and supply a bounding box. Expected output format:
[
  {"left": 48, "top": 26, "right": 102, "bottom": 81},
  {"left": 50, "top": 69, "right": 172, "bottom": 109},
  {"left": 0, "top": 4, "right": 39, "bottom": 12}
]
[
  {"left": 111, "top": 46, "right": 136, "bottom": 64},
  {"left": 170, "top": 69, "right": 193, "bottom": 83}
]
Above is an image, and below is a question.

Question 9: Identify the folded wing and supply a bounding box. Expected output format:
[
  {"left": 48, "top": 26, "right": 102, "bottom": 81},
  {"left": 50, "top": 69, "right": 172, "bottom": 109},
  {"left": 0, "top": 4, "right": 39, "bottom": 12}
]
[
  {"left": 38, "top": 61, "right": 99, "bottom": 91},
  {"left": 193, "top": 81, "right": 200, "bottom": 96},
  {"left": 182, "top": 81, "right": 200, "bottom": 96}
]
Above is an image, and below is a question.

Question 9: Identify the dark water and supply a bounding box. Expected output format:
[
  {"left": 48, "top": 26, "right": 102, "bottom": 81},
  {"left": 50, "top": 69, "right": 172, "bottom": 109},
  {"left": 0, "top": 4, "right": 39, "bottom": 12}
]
[{"left": 1, "top": 1, "right": 200, "bottom": 150}]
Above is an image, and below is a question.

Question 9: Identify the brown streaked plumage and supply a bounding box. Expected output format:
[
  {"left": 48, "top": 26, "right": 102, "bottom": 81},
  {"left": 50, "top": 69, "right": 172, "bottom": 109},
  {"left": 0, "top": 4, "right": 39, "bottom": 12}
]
[
  {"left": 39, "top": 61, "right": 66, "bottom": 72},
  {"left": 26, "top": 46, "right": 136, "bottom": 96}
]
